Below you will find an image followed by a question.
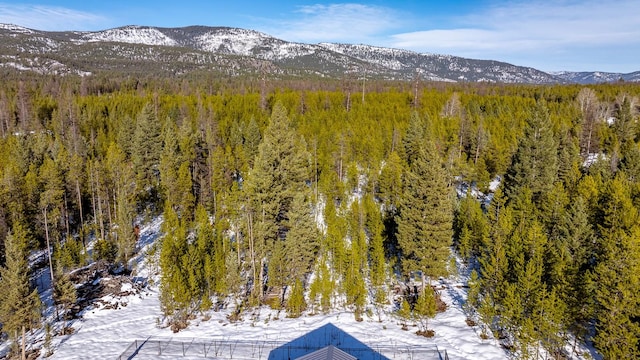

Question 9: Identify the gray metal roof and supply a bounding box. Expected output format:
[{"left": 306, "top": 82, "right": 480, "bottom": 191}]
[{"left": 294, "top": 345, "right": 358, "bottom": 360}]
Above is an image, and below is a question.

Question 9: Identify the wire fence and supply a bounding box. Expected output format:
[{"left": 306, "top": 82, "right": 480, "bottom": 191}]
[{"left": 117, "top": 337, "right": 447, "bottom": 360}]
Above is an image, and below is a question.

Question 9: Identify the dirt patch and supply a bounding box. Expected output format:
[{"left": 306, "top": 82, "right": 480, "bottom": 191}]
[
  {"left": 416, "top": 329, "right": 435, "bottom": 338},
  {"left": 435, "top": 292, "right": 448, "bottom": 313},
  {"left": 68, "top": 261, "right": 145, "bottom": 317}
]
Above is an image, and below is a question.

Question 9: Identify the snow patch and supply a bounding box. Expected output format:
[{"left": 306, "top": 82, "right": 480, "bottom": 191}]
[
  {"left": 583, "top": 153, "right": 607, "bottom": 167},
  {"left": 0, "top": 55, "right": 91, "bottom": 76},
  {"left": 0, "top": 23, "right": 34, "bottom": 33},
  {"left": 84, "top": 26, "right": 177, "bottom": 47},
  {"left": 488, "top": 176, "right": 501, "bottom": 192},
  {"left": 194, "top": 28, "right": 275, "bottom": 56}
]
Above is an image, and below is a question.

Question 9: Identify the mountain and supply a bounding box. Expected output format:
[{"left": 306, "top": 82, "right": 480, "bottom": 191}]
[
  {"left": 0, "top": 24, "right": 637, "bottom": 84},
  {"left": 551, "top": 70, "right": 640, "bottom": 84},
  {"left": 318, "top": 43, "right": 554, "bottom": 83}
]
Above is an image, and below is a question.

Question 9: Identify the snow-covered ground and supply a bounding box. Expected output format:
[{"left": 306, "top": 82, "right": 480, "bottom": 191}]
[
  {"left": 35, "top": 217, "right": 509, "bottom": 360},
  {"left": 1, "top": 201, "right": 598, "bottom": 359}
]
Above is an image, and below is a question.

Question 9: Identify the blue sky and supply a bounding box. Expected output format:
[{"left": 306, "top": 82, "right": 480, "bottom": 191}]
[{"left": 1, "top": 1, "right": 639, "bottom": 73}]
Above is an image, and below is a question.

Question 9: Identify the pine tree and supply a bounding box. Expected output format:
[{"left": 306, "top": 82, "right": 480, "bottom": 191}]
[
  {"left": 193, "top": 204, "right": 216, "bottom": 301},
  {"left": 55, "top": 236, "right": 86, "bottom": 271},
  {"left": 345, "top": 226, "right": 367, "bottom": 320},
  {"left": 557, "top": 196, "right": 595, "bottom": 339},
  {"left": 593, "top": 245, "right": 640, "bottom": 359},
  {"left": 454, "top": 191, "right": 489, "bottom": 261},
  {"left": 211, "top": 221, "right": 227, "bottom": 295},
  {"left": 286, "top": 278, "right": 306, "bottom": 318},
  {"left": 477, "top": 294, "right": 496, "bottom": 339},
  {"left": 397, "top": 297, "right": 412, "bottom": 330},
  {"left": 43, "top": 322, "right": 53, "bottom": 357},
  {"left": 324, "top": 199, "right": 348, "bottom": 280},
  {"left": 244, "top": 116, "right": 262, "bottom": 168},
  {"left": 502, "top": 101, "right": 558, "bottom": 204},
  {"left": 224, "top": 238, "right": 244, "bottom": 298},
  {"left": 345, "top": 161, "right": 359, "bottom": 194},
  {"left": 499, "top": 283, "right": 523, "bottom": 350},
  {"left": 396, "top": 141, "right": 453, "bottom": 279},
  {"left": 620, "top": 145, "right": 640, "bottom": 182},
  {"left": 0, "top": 223, "right": 42, "bottom": 347},
  {"left": 159, "top": 203, "right": 192, "bottom": 318},
  {"left": 132, "top": 103, "right": 162, "bottom": 203},
  {"left": 513, "top": 220, "right": 547, "bottom": 323},
  {"left": 403, "top": 111, "right": 424, "bottom": 167},
  {"left": 53, "top": 266, "right": 77, "bottom": 324},
  {"left": 539, "top": 182, "right": 570, "bottom": 290},
  {"left": 465, "top": 269, "right": 480, "bottom": 319},
  {"left": 610, "top": 96, "right": 636, "bottom": 165},
  {"left": 159, "top": 119, "right": 181, "bottom": 204},
  {"left": 176, "top": 161, "right": 196, "bottom": 220},
  {"left": 592, "top": 177, "right": 640, "bottom": 358},
  {"left": 364, "top": 195, "right": 385, "bottom": 287},
  {"left": 39, "top": 156, "right": 64, "bottom": 285},
  {"left": 414, "top": 285, "right": 437, "bottom": 334},
  {"left": 556, "top": 130, "right": 582, "bottom": 190},
  {"left": 478, "top": 199, "right": 510, "bottom": 312},
  {"left": 245, "top": 101, "right": 312, "bottom": 299},
  {"left": 266, "top": 240, "right": 287, "bottom": 308},
  {"left": 377, "top": 151, "right": 404, "bottom": 221},
  {"left": 105, "top": 142, "right": 136, "bottom": 267},
  {"left": 0, "top": 152, "right": 28, "bottom": 232},
  {"left": 309, "top": 255, "right": 334, "bottom": 313},
  {"left": 534, "top": 288, "right": 567, "bottom": 358},
  {"left": 87, "top": 158, "right": 110, "bottom": 243},
  {"left": 284, "top": 192, "right": 319, "bottom": 283},
  {"left": 67, "top": 151, "right": 86, "bottom": 245}
]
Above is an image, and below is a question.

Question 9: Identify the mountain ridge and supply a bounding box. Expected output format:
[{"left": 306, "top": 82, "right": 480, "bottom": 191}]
[{"left": 0, "top": 23, "right": 638, "bottom": 84}]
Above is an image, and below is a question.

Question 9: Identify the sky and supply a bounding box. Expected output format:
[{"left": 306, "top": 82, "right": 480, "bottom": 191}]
[{"left": 1, "top": 1, "right": 639, "bottom": 73}]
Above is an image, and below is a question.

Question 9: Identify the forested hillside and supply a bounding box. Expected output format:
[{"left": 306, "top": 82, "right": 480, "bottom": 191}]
[{"left": 0, "top": 72, "right": 638, "bottom": 359}]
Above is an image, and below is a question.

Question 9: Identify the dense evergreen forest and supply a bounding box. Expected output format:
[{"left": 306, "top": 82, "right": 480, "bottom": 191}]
[{"left": 0, "top": 72, "right": 639, "bottom": 359}]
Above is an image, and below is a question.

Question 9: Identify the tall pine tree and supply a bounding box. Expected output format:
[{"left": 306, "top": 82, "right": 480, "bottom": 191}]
[
  {"left": 245, "top": 102, "right": 312, "bottom": 300},
  {"left": 132, "top": 103, "right": 162, "bottom": 204},
  {"left": 397, "top": 140, "right": 453, "bottom": 280},
  {"left": 592, "top": 177, "right": 640, "bottom": 358},
  {"left": 0, "top": 223, "right": 41, "bottom": 351},
  {"left": 502, "top": 101, "right": 558, "bottom": 205}
]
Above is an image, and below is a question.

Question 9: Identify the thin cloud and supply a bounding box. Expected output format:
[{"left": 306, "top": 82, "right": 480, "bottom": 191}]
[
  {"left": 265, "top": 3, "right": 401, "bottom": 44},
  {"left": 390, "top": 0, "right": 640, "bottom": 71},
  {"left": 0, "top": 3, "right": 108, "bottom": 31}
]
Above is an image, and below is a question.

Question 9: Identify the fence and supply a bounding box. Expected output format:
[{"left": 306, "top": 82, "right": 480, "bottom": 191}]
[{"left": 117, "top": 337, "right": 446, "bottom": 360}]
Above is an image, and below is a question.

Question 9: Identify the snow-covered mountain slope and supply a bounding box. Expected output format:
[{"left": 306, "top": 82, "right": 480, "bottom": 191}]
[
  {"left": 319, "top": 43, "right": 556, "bottom": 83},
  {"left": 0, "top": 23, "right": 34, "bottom": 34},
  {"left": 82, "top": 25, "right": 178, "bottom": 46},
  {"left": 0, "top": 55, "right": 91, "bottom": 76},
  {"left": 183, "top": 27, "right": 287, "bottom": 56},
  {"left": 552, "top": 70, "right": 640, "bottom": 84},
  {"left": 0, "top": 23, "right": 637, "bottom": 83}
]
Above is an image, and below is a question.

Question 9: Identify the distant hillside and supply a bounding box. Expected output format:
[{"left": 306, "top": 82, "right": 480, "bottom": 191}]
[
  {"left": 0, "top": 23, "right": 637, "bottom": 83},
  {"left": 552, "top": 70, "right": 640, "bottom": 84}
]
